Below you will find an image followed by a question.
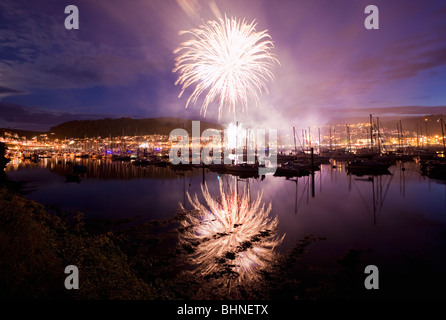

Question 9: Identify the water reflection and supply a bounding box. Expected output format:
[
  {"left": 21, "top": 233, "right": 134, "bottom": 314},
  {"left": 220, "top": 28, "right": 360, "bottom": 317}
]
[
  {"left": 4, "top": 156, "right": 446, "bottom": 297},
  {"left": 5, "top": 157, "right": 446, "bottom": 255},
  {"left": 349, "top": 174, "right": 394, "bottom": 225},
  {"left": 178, "top": 178, "right": 285, "bottom": 285},
  {"left": 6, "top": 157, "right": 200, "bottom": 180}
]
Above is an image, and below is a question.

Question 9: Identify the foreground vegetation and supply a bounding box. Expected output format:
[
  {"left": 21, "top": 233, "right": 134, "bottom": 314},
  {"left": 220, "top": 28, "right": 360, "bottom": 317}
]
[{"left": 0, "top": 186, "right": 156, "bottom": 299}]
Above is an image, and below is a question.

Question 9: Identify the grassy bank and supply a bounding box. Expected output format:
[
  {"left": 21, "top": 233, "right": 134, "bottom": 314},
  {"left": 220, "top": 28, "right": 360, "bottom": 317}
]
[{"left": 0, "top": 187, "right": 157, "bottom": 299}]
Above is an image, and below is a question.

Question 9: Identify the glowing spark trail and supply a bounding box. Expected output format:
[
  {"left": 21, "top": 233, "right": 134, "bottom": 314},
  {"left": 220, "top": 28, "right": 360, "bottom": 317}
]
[
  {"left": 173, "top": 16, "right": 279, "bottom": 120},
  {"left": 179, "top": 181, "right": 285, "bottom": 284}
]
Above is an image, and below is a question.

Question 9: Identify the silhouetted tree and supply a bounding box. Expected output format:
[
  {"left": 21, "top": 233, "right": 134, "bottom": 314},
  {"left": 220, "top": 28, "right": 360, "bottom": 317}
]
[{"left": 0, "top": 142, "right": 9, "bottom": 181}]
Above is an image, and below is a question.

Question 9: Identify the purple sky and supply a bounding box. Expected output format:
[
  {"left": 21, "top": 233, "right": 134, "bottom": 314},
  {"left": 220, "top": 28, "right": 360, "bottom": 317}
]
[{"left": 0, "top": 0, "right": 445, "bottom": 131}]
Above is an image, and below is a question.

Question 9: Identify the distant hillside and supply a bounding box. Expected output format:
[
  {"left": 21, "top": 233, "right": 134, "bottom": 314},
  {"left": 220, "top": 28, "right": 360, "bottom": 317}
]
[
  {"left": 380, "top": 114, "right": 446, "bottom": 135},
  {"left": 4, "top": 115, "right": 444, "bottom": 140},
  {"left": 328, "top": 114, "right": 446, "bottom": 135},
  {"left": 49, "top": 117, "right": 225, "bottom": 139},
  {"left": 0, "top": 128, "right": 44, "bottom": 139}
]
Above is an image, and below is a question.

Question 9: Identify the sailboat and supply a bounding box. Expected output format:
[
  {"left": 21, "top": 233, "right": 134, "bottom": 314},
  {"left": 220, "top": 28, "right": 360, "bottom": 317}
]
[
  {"left": 420, "top": 160, "right": 446, "bottom": 180},
  {"left": 346, "top": 159, "right": 391, "bottom": 176},
  {"left": 274, "top": 161, "right": 310, "bottom": 177}
]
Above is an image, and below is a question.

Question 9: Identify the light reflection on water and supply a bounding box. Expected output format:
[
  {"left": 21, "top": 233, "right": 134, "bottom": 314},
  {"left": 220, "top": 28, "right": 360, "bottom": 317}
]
[
  {"left": 5, "top": 157, "right": 446, "bottom": 282},
  {"left": 178, "top": 178, "right": 284, "bottom": 285}
]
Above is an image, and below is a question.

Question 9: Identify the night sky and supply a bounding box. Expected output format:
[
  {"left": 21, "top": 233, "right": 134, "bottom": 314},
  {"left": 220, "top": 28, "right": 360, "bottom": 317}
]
[{"left": 0, "top": 0, "right": 445, "bottom": 131}]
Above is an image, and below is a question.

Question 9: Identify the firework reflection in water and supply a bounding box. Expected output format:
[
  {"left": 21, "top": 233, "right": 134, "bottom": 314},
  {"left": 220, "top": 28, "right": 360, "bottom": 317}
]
[
  {"left": 173, "top": 16, "right": 279, "bottom": 120},
  {"left": 178, "top": 179, "right": 285, "bottom": 285}
]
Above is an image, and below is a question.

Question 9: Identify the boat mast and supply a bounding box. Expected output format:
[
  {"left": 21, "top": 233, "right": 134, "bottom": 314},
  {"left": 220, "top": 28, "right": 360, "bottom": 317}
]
[
  {"left": 346, "top": 124, "right": 351, "bottom": 153},
  {"left": 377, "top": 117, "right": 381, "bottom": 154},
  {"left": 329, "top": 127, "right": 332, "bottom": 151},
  {"left": 293, "top": 126, "right": 297, "bottom": 155},
  {"left": 441, "top": 118, "right": 446, "bottom": 155},
  {"left": 245, "top": 127, "right": 248, "bottom": 164},
  {"left": 308, "top": 127, "right": 311, "bottom": 150},
  {"left": 416, "top": 124, "right": 419, "bottom": 148},
  {"left": 235, "top": 121, "right": 238, "bottom": 165},
  {"left": 333, "top": 127, "right": 336, "bottom": 151},
  {"left": 400, "top": 120, "right": 404, "bottom": 153},
  {"left": 370, "top": 114, "right": 374, "bottom": 153}
]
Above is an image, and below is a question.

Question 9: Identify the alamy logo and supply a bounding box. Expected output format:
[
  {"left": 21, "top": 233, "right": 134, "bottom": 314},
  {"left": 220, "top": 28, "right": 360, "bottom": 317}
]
[
  {"left": 364, "top": 265, "right": 379, "bottom": 289},
  {"left": 364, "top": 5, "right": 379, "bottom": 30},
  {"left": 169, "top": 121, "right": 277, "bottom": 175},
  {"left": 64, "top": 265, "right": 79, "bottom": 290},
  {"left": 64, "top": 5, "right": 79, "bottom": 30}
]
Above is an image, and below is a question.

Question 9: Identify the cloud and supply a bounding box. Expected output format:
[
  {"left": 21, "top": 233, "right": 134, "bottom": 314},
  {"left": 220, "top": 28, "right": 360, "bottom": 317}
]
[
  {"left": 0, "top": 86, "right": 27, "bottom": 101},
  {"left": 349, "top": 17, "right": 446, "bottom": 83},
  {"left": 379, "top": 46, "right": 446, "bottom": 81},
  {"left": 0, "top": 86, "right": 25, "bottom": 98},
  {"left": 0, "top": 1, "right": 165, "bottom": 93},
  {"left": 0, "top": 86, "right": 21, "bottom": 93}
]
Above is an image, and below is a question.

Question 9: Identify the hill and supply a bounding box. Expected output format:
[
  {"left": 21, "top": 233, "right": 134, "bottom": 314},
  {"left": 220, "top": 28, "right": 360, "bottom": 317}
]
[
  {"left": 48, "top": 117, "right": 225, "bottom": 139},
  {"left": 0, "top": 128, "right": 44, "bottom": 139},
  {"left": 328, "top": 114, "right": 446, "bottom": 135},
  {"left": 379, "top": 115, "right": 446, "bottom": 136}
]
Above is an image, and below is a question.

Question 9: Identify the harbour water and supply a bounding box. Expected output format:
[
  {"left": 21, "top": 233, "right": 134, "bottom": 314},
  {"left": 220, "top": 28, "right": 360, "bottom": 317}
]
[{"left": 4, "top": 157, "right": 446, "bottom": 298}]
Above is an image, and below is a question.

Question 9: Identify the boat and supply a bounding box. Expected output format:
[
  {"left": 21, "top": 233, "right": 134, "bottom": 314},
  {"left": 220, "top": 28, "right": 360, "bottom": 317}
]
[
  {"left": 133, "top": 159, "right": 152, "bottom": 166},
  {"left": 327, "top": 151, "right": 357, "bottom": 161},
  {"left": 91, "top": 154, "right": 103, "bottom": 159},
  {"left": 420, "top": 160, "right": 446, "bottom": 180},
  {"left": 153, "top": 160, "right": 169, "bottom": 167},
  {"left": 346, "top": 160, "right": 391, "bottom": 176},
  {"left": 170, "top": 163, "right": 194, "bottom": 171},
  {"left": 277, "top": 153, "right": 296, "bottom": 164},
  {"left": 75, "top": 153, "right": 89, "bottom": 159},
  {"left": 274, "top": 162, "right": 310, "bottom": 177},
  {"left": 38, "top": 152, "right": 52, "bottom": 159},
  {"left": 133, "top": 156, "right": 170, "bottom": 167},
  {"left": 224, "top": 163, "right": 260, "bottom": 178},
  {"left": 208, "top": 163, "right": 227, "bottom": 173},
  {"left": 394, "top": 154, "right": 416, "bottom": 162},
  {"left": 290, "top": 159, "right": 320, "bottom": 172},
  {"left": 224, "top": 163, "right": 258, "bottom": 173},
  {"left": 113, "top": 155, "right": 131, "bottom": 161},
  {"left": 372, "top": 154, "right": 397, "bottom": 165}
]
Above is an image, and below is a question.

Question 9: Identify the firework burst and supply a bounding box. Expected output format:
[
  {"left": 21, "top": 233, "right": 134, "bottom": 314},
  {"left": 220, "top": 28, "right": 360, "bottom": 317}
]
[
  {"left": 173, "top": 16, "right": 279, "bottom": 120},
  {"left": 178, "top": 181, "right": 285, "bottom": 284}
]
